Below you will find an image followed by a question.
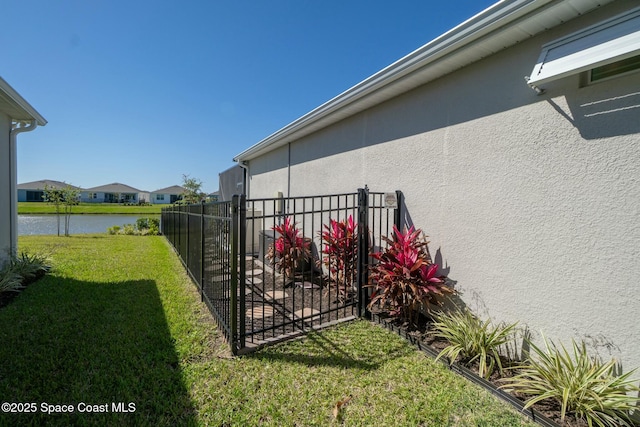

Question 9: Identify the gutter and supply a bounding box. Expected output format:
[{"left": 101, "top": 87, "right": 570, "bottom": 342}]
[
  {"left": 233, "top": 0, "right": 555, "bottom": 162},
  {"left": 237, "top": 161, "right": 250, "bottom": 199}
]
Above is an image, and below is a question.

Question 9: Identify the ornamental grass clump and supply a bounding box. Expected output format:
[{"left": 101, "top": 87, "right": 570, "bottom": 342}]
[
  {"left": 501, "top": 335, "right": 640, "bottom": 427},
  {"left": 0, "top": 251, "right": 50, "bottom": 293},
  {"left": 267, "top": 217, "right": 311, "bottom": 284},
  {"left": 367, "top": 225, "right": 453, "bottom": 324},
  {"left": 320, "top": 215, "right": 358, "bottom": 301},
  {"left": 432, "top": 308, "right": 518, "bottom": 379},
  {"left": 9, "top": 251, "right": 50, "bottom": 284},
  {"left": 0, "top": 269, "right": 22, "bottom": 294}
]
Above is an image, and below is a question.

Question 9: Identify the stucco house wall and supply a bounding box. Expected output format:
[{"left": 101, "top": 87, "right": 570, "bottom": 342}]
[
  {"left": 0, "top": 78, "right": 46, "bottom": 266},
  {"left": 150, "top": 185, "right": 185, "bottom": 204},
  {"left": 80, "top": 183, "right": 143, "bottom": 203},
  {"left": 241, "top": 2, "right": 640, "bottom": 374}
]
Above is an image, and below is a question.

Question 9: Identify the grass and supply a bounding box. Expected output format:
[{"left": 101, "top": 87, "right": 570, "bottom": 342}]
[
  {"left": 0, "top": 235, "right": 537, "bottom": 426},
  {"left": 18, "top": 202, "right": 163, "bottom": 215}
]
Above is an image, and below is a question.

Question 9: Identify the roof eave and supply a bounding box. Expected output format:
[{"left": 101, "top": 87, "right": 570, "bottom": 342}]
[
  {"left": 234, "top": 0, "right": 611, "bottom": 162},
  {"left": 0, "top": 76, "right": 47, "bottom": 126}
]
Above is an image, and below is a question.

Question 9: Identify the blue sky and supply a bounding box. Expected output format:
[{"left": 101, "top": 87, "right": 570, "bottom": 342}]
[{"left": 3, "top": 0, "right": 496, "bottom": 193}]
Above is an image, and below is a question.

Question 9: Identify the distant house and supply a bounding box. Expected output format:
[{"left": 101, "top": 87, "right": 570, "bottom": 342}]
[
  {"left": 150, "top": 185, "right": 185, "bottom": 204},
  {"left": 207, "top": 191, "right": 220, "bottom": 203},
  {"left": 81, "top": 183, "right": 145, "bottom": 204},
  {"left": 0, "top": 77, "right": 47, "bottom": 265},
  {"left": 17, "top": 180, "right": 82, "bottom": 202}
]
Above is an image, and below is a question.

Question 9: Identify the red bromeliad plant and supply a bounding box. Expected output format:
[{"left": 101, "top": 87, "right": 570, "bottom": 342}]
[
  {"left": 367, "top": 225, "right": 453, "bottom": 324},
  {"left": 266, "top": 217, "right": 311, "bottom": 283},
  {"left": 320, "top": 215, "right": 358, "bottom": 301}
]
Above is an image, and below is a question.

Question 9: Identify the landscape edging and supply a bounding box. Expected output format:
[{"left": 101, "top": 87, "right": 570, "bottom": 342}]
[{"left": 370, "top": 313, "right": 562, "bottom": 427}]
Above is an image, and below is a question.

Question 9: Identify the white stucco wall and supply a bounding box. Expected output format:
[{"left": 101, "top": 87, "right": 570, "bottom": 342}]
[
  {"left": 246, "top": 3, "right": 640, "bottom": 374},
  {"left": 0, "top": 113, "right": 12, "bottom": 265}
]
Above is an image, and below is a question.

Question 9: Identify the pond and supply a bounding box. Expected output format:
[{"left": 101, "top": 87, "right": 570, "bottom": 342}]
[{"left": 18, "top": 215, "right": 159, "bottom": 236}]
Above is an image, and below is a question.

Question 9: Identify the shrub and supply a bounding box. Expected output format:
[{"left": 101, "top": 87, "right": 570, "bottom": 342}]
[
  {"left": 107, "top": 218, "right": 159, "bottom": 236},
  {"left": 9, "top": 252, "right": 50, "bottom": 283},
  {"left": 122, "top": 224, "right": 136, "bottom": 235},
  {"left": 501, "top": 335, "right": 640, "bottom": 427},
  {"left": 432, "top": 308, "right": 518, "bottom": 379},
  {"left": 0, "top": 269, "right": 23, "bottom": 293},
  {"left": 136, "top": 217, "right": 159, "bottom": 232},
  {"left": 0, "top": 252, "right": 50, "bottom": 293},
  {"left": 320, "top": 215, "right": 358, "bottom": 301},
  {"left": 266, "top": 217, "right": 311, "bottom": 281},
  {"left": 367, "top": 225, "right": 453, "bottom": 324}
]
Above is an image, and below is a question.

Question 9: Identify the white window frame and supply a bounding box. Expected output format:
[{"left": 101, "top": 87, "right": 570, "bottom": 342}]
[{"left": 527, "top": 6, "right": 640, "bottom": 87}]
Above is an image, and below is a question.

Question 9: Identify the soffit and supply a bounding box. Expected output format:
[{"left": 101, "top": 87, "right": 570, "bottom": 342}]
[
  {"left": 234, "top": 0, "right": 615, "bottom": 162},
  {"left": 0, "top": 77, "right": 47, "bottom": 126}
]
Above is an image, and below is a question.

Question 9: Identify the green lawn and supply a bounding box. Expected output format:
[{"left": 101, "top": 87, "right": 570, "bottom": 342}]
[
  {"left": 18, "top": 202, "right": 163, "bottom": 215},
  {"left": 0, "top": 235, "right": 536, "bottom": 426}
]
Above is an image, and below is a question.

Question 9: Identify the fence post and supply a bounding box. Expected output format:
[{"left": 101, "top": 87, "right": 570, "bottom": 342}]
[
  {"left": 356, "top": 186, "right": 369, "bottom": 318},
  {"left": 230, "top": 195, "right": 239, "bottom": 355},
  {"left": 238, "top": 194, "right": 247, "bottom": 351},
  {"left": 394, "top": 190, "right": 404, "bottom": 231},
  {"left": 200, "top": 200, "right": 205, "bottom": 302}
]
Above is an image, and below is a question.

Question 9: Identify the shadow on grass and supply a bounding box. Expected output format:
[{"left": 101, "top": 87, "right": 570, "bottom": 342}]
[
  {"left": 250, "top": 321, "right": 416, "bottom": 371},
  {"left": 0, "top": 275, "right": 197, "bottom": 427}
]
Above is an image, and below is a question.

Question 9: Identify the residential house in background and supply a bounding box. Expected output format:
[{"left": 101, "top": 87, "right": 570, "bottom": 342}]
[
  {"left": 234, "top": 1, "right": 640, "bottom": 373},
  {"left": 150, "top": 185, "right": 185, "bottom": 204},
  {"left": 0, "top": 77, "right": 46, "bottom": 265},
  {"left": 81, "top": 182, "right": 147, "bottom": 204},
  {"left": 17, "top": 179, "right": 81, "bottom": 202}
]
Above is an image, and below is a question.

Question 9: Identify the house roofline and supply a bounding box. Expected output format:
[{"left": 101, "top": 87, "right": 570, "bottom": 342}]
[
  {"left": 234, "top": 0, "right": 612, "bottom": 162},
  {"left": 0, "top": 76, "right": 47, "bottom": 126}
]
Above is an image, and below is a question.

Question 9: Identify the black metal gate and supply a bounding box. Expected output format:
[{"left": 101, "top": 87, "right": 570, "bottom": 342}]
[{"left": 162, "top": 187, "right": 401, "bottom": 354}]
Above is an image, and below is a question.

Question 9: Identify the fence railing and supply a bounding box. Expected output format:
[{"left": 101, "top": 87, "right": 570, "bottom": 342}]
[{"left": 162, "top": 187, "right": 401, "bottom": 354}]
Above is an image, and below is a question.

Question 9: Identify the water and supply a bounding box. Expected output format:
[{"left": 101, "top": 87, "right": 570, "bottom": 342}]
[{"left": 18, "top": 215, "right": 158, "bottom": 236}]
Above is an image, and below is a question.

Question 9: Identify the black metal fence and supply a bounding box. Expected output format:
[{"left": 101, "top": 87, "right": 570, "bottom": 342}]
[{"left": 162, "top": 187, "right": 401, "bottom": 354}]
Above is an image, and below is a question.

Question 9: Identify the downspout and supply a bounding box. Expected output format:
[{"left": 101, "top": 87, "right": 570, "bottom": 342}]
[
  {"left": 237, "top": 161, "right": 249, "bottom": 199},
  {"left": 9, "top": 120, "right": 37, "bottom": 255}
]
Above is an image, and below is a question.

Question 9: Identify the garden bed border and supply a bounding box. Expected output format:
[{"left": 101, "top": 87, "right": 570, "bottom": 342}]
[{"left": 370, "top": 313, "right": 562, "bottom": 427}]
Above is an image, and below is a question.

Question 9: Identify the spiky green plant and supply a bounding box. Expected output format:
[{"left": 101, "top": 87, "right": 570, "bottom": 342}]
[
  {"left": 501, "top": 335, "right": 640, "bottom": 427},
  {"left": 0, "top": 269, "right": 23, "bottom": 293},
  {"left": 9, "top": 252, "right": 50, "bottom": 283},
  {"left": 432, "top": 308, "right": 518, "bottom": 379}
]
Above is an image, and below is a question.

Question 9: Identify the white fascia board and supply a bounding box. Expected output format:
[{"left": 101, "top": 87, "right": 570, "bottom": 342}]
[
  {"left": 528, "top": 6, "right": 640, "bottom": 86},
  {"left": 234, "top": 0, "right": 553, "bottom": 162},
  {"left": 0, "top": 76, "right": 47, "bottom": 126}
]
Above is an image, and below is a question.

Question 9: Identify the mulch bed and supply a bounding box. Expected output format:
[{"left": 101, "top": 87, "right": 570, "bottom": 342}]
[{"left": 370, "top": 308, "right": 593, "bottom": 427}]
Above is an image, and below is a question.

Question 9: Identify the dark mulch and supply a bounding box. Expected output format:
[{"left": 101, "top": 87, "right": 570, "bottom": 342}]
[
  {"left": 370, "top": 308, "right": 594, "bottom": 427},
  {"left": 239, "top": 257, "right": 359, "bottom": 346}
]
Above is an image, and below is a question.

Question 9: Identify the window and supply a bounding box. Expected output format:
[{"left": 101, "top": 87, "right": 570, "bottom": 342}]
[
  {"left": 590, "top": 54, "right": 640, "bottom": 82},
  {"left": 156, "top": 194, "right": 165, "bottom": 201},
  {"left": 26, "top": 190, "right": 44, "bottom": 202},
  {"left": 527, "top": 7, "right": 640, "bottom": 87}
]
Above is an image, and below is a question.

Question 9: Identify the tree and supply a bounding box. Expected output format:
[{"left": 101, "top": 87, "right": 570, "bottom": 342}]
[
  {"left": 43, "top": 185, "right": 64, "bottom": 236},
  {"left": 181, "top": 174, "right": 205, "bottom": 204},
  {"left": 43, "top": 184, "right": 79, "bottom": 237},
  {"left": 61, "top": 186, "right": 80, "bottom": 236}
]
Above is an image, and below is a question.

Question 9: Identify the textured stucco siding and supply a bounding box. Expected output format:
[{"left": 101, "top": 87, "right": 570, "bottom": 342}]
[{"left": 245, "top": 3, "right": 640, "bottom": 374}]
